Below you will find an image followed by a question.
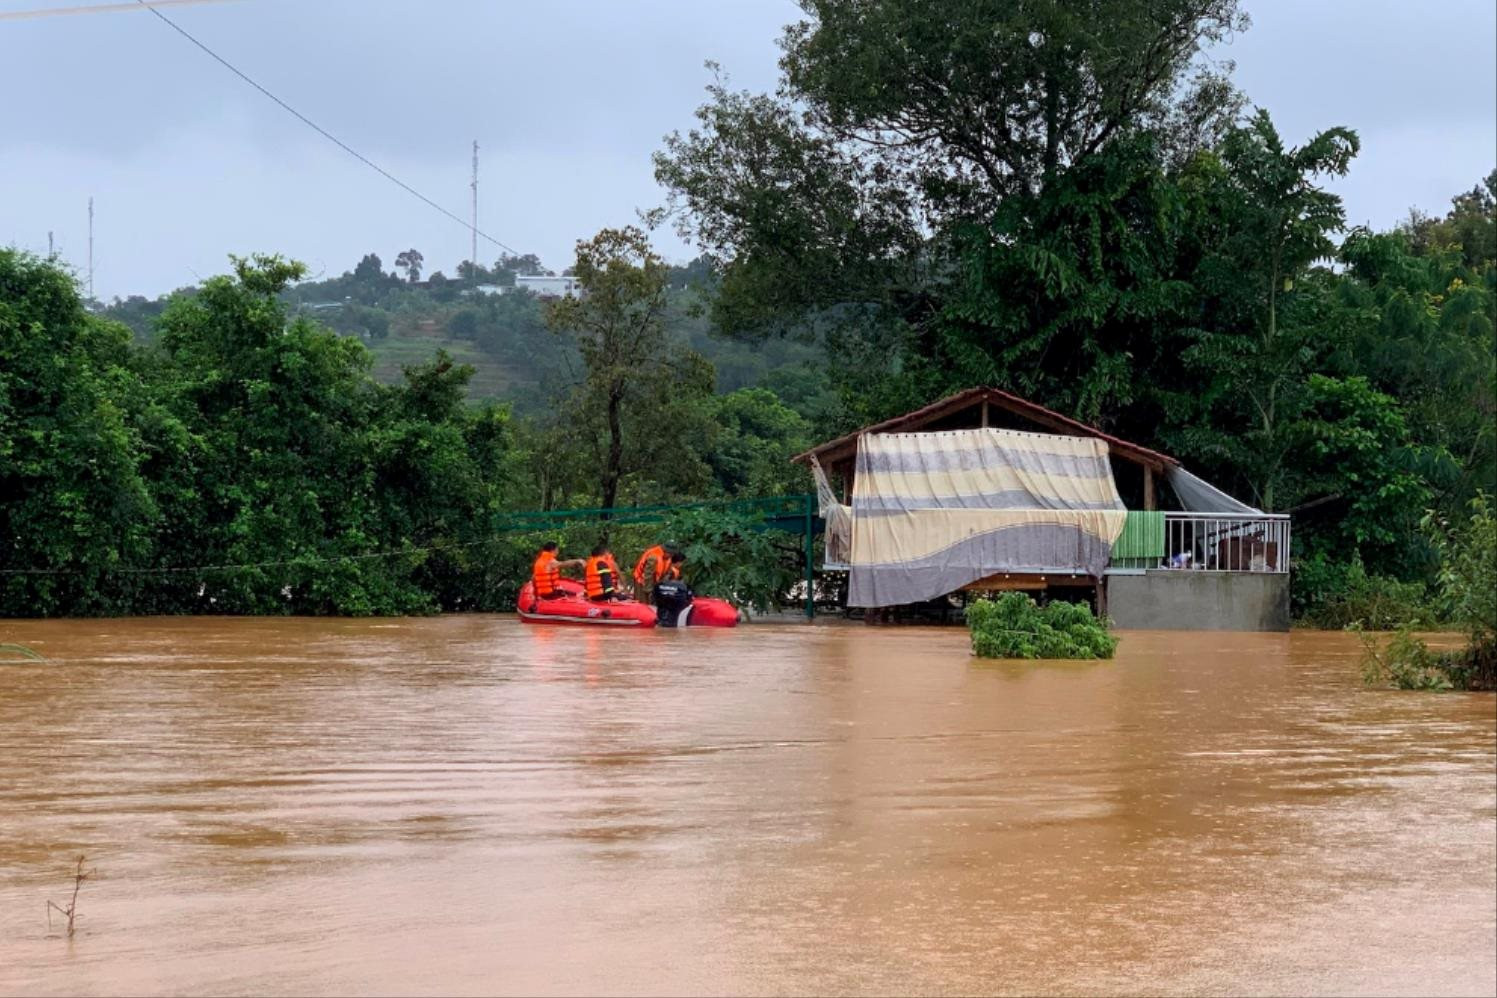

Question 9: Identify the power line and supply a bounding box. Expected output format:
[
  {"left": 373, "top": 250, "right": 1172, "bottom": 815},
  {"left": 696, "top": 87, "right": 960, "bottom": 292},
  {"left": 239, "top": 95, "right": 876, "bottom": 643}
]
[
  {"left": 0, "top": 0, "right": 235, "bottom": 20},
  {"left": 129, "top": 0, "right": 521, "bottom": 257}
]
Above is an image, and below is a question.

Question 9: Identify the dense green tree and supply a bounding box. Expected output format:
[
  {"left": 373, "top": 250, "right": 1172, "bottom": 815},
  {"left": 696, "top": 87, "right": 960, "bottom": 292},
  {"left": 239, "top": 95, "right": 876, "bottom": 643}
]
[
  {"left": 933, "top": 134, "right": 1199, "bottom": 426},
  {"left": 151, "top": 255, "right": 410, "bottom": 612},
  {"left": 1175, "top": 111, "right": 1359, "bottom": 509},
  {"left": 781, "top": 0, "right": 1244, "bottom": 204},
  {"left": 2, "top": 252, "right": 525, "bottom": 616},
  {"left": 1287, "top": 375, "right": 1432, "bottom": 566},
  {"left": 497, "top": 253, "right": 548, "bottom": 277},
  {"left": 0, "top": 250, "right": 157, "bottom": 615},
  {"left": 1402, "top": 170, "right": 1497, "bottom": 271},
  {"left": 655, "top": 0, "right": 1246, "bottom": 340},
  {"left": 704, "top": 388, "right": 812, "bottom": 497},
  {"left": 1338, "top": 226, "right": 1495, "bottom": 508},
  {"left": 353, "top": 252, "right": 384, "bottom": 283}
]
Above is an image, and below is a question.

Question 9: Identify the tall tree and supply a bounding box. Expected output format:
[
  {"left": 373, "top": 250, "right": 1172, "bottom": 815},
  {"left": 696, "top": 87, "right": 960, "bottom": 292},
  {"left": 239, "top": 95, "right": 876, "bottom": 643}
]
[
  {"left": 394, "top": 248, "right": 424, "bottom": 283},
  {"left": 353, "top": 252, "right": 384, "bottom": 283},
  {"left": 0, "top": 250, "right": 157, "bottom": 615},
  {"left": 781, "top": 0, "right": 1245, "bottom": 204},
  {"left": 544, "top": 227, "right": 712, "bottom": 512},
  {"left": 1182, "top": 110, "right": 1360, "bottom": 509},
  {"left": 655, "top": 0, "right": 1247, "bottom": 341}
]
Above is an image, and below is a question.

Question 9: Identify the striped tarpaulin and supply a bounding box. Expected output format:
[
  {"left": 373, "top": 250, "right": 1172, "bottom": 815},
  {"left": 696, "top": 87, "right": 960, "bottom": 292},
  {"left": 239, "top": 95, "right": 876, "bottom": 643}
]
[{"left": 848, "top": 429, "right": 1127, "bottom": 607}]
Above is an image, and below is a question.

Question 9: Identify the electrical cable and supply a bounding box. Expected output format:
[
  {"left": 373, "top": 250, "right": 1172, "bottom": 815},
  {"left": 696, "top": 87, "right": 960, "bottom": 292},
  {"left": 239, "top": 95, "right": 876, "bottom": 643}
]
[
  {"left": 130, "top": 0, "right": 521, "bottom": 256},
  {"left": 0, "top": 0, "right": 233, "bottom": 20}
]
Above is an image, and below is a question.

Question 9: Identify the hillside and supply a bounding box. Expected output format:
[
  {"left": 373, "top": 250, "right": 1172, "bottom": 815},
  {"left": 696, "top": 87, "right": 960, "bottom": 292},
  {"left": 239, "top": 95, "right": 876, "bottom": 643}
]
[{"left": 100, "top": 253, "right": 835, "bottom": 419}]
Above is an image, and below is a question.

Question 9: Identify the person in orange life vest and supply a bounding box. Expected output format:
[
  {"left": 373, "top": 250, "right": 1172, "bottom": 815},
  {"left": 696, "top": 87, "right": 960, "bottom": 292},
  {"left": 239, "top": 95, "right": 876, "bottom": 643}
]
[
  {"left": 531, "top": 541, "right": 584, "bottom": 599},
  {"left": 584, "top": 544, "right": 627, "bottom": 601},
  {"left": 633, "top": 543, "right": 684, "bottom": 602}
]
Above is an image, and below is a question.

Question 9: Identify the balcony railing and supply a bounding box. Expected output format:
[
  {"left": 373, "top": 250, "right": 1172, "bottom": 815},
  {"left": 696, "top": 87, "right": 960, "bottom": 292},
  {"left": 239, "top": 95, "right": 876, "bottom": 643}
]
[{"left": 1158, "top": 512, "right": 1290, "bottom": 574}]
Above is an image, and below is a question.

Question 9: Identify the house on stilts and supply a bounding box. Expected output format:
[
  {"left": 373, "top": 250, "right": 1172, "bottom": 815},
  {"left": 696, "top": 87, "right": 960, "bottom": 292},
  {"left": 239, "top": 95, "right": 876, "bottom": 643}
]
[{"left": 793, "top": 387, "right": 1291, "bottom": 631}]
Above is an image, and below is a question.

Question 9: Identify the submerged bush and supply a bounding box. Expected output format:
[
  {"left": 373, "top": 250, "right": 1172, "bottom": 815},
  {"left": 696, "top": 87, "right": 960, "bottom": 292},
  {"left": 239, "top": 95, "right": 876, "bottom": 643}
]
[
  {"left": 966, "top": 593, "right": 1117, "bottom": 660},
  {"left": 1294, "top": 551, "right": 1434, "bottom": 629},
  {"left": 1361, "top": 493, "right": 1497, "bottom": 692},
  {"left": 1358, "top": 626, "right": 1453, "bottom": 691},
  {"left": 658, "top": 506, "right": 803, "bottom": 612},
  {"left": 1425, "top": 493, "right": 1497, "bottom": 652}
]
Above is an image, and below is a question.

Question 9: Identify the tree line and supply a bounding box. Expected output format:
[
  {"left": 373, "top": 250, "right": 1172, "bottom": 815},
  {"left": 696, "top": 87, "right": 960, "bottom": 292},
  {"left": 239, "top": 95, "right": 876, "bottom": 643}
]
[
  {"left": 2, "top": 0, "right": 1493, "bottom": 620},
  {"left": 0, "top": 244, "right": 814, "bottom": 616}
]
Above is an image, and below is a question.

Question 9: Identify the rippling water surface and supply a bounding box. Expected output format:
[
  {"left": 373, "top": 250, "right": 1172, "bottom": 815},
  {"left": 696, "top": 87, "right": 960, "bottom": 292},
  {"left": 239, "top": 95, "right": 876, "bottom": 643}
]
[{"left": 1, "top": 618, "right": 1493, "bottom": 996}]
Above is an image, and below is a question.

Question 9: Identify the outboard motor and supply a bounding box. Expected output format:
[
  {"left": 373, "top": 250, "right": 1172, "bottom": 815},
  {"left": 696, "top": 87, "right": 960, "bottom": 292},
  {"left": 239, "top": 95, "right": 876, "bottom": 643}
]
[{"left": 653, "top": 580, "right": 695, "bottom": 627}]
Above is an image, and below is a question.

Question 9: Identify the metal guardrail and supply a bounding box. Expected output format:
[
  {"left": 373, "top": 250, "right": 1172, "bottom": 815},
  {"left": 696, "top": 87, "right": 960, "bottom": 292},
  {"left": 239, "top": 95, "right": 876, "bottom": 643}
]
[{"left": 1162, "top": 512, "right": 1291, "bottom": 573}]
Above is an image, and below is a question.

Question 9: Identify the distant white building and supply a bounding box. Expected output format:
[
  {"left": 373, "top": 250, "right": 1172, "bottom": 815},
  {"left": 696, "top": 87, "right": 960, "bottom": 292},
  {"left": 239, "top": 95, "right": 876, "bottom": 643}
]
[
  {"left": 465, "top": 275, "right": 583, "bottom": 299},
  {"left": 515, "top": 275, "right": 582, "bottom": 299}
]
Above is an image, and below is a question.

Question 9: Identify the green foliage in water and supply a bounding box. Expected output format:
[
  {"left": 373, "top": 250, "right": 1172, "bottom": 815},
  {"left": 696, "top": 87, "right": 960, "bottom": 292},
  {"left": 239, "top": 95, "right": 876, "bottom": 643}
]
[
  {"left": 1357, "top": 626, "right": 1452, "bottom": 691},
  {"left": 1360, "top": 493, "right": 1497, "bottom": 691},
  {"left": 1294, "top": 551, "right": 1435, "bottom": 630},
  {"left": 658, "top": 506, "right": 804, "bottom": 613},
  {"left": 966, "top": 593, "right": 1117, "bottom": 661},
  {"left": 1425, "top": 493, "right": 1497, "bottom": 652}
]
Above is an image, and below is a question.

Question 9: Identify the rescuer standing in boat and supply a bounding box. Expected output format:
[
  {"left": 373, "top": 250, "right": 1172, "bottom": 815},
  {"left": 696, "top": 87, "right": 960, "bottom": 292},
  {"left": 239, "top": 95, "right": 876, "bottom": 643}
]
[
  {"left": 633, "top": 543, "right": 684, "bottom": 604},
  {"left": 531, "top": 541, "right": 584, "bottom": 599}
]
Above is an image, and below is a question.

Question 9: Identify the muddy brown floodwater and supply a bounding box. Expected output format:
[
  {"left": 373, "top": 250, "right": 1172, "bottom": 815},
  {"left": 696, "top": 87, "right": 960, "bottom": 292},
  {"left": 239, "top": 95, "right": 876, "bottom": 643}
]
[{"left": 0, "top": 618, "right": 1493, "bottom": 997}]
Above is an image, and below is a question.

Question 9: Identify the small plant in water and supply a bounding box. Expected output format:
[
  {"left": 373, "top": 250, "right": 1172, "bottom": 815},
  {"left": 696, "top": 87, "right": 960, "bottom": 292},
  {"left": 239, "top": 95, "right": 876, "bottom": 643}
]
[
  {"left": 0, "top": 643, "right": 46, "bottom": 662},
  {"left": 966, "top": 592, "right": 1117, "bottom": 660},
  {"left": 47, "top": 855, "right": 94, "bottom": 938},
  {"left": 1355, "top": 625, "right": 1453, "bottom": 691}
]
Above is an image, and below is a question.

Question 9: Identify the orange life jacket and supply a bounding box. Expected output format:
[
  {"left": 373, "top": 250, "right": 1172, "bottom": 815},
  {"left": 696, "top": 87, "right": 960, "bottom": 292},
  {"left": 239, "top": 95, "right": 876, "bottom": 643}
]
[
  {"left": 584, "top": 555, "right": 616, "bottom": 599},
  {"left": 532, "top": 551, "right": 560, "bottom": 596},
  {"left": 634, "top": 545, "right": 677, "bottom": 585},
  {"left": 634, "top": 547, "right": 664, "bottom": 586}
]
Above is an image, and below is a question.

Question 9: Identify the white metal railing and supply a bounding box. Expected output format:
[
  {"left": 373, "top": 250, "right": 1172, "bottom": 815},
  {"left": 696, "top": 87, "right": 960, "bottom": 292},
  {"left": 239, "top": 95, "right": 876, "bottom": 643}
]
[{"left": 1161, "top": 512, "right": 1290, "bottom": 573}]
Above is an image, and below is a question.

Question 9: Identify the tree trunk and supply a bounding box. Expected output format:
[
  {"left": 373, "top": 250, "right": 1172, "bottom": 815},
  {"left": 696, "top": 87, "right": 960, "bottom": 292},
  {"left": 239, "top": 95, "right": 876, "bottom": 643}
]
[
  {"left": 1262, "top": 381, "right": 1277, "bottom": 510},
  {"left": 1261, "top": 241, "right": 1283, "bottom": 511},
  {"left": 1041, "top": 68, "right": 1060, "bottom": 192},
  {"left": 600, "top": 381, "right": 624, "bottom": 536}
]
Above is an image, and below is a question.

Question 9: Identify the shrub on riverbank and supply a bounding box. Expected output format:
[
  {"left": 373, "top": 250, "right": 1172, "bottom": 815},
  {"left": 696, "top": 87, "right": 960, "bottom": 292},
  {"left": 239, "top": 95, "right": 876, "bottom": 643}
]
[
  {"left": 1361, "top": 493, "right": 1496, "bottom": 691},
  {"left": 967, "top": 593, "right": 1117, "bottom": 660},
  {"left": 1294, "top": 552, "right": 1436, "bottom": 629}
]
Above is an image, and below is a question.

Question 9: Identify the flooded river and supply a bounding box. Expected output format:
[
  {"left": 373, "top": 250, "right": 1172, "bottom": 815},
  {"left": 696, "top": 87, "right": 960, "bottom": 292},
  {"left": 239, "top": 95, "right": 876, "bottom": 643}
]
[{"left": 1, "top": 618, "right": 1493, "bottom": 996}]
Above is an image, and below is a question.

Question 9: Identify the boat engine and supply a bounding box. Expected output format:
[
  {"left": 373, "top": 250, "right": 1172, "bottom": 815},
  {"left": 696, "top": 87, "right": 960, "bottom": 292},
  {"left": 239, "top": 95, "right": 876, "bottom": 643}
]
[{"left": 653, "top": 580, "right": 695, "bottom": 627}]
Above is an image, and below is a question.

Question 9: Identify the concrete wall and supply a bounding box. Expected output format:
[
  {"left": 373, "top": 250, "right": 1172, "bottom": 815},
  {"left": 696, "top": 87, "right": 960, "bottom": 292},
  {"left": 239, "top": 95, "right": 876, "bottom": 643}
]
[{"left": 1106, "top": 571, "right": 1290, "bottom": 632}]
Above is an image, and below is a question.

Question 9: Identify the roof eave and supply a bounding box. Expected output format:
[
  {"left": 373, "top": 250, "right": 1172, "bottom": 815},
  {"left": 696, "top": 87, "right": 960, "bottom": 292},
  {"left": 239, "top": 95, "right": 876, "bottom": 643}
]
[{"left": 790, "top": 386, "right": 1179, "bottom": 470}]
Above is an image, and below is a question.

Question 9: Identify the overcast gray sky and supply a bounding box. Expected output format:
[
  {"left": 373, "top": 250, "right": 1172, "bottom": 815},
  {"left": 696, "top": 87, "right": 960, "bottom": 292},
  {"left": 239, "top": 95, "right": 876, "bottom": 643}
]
[{"left": 2, "top": 0, "right": 1493, "bottom": 301}]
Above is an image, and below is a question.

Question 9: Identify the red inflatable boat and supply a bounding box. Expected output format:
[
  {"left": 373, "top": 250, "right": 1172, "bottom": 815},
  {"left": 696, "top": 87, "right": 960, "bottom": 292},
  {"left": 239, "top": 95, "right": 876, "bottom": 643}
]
[
  {"left": 516, "top": 579, "right": 738, "bottom": 628},
  {"left": 517, "top": 579, "right": 656, "bottom": 626}
]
